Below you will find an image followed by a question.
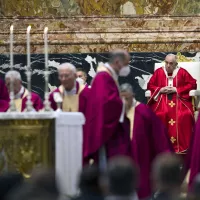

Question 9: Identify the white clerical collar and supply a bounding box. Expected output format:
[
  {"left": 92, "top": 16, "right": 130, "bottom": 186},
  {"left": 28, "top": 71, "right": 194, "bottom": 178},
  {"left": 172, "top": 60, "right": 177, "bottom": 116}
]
[
  {"left": 163, "top": 66, "right": 180, "bottom": 79},
  {"left": 104, "top": 63, "right": 118, "bottom": 81},
  {"left": 132, "top": 98, "right": 137, "bottom": 107},
  {"left": 64, "top": 81, "right": 77, "bottom": 96},
  {"left": 15, "top": 86, "right": 24, "bottom": 99}
]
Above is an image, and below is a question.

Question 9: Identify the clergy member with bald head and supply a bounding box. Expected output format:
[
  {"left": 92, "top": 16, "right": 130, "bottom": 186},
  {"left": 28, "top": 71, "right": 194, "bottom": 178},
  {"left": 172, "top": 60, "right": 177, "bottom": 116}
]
[
  {"left": 120, "top": 83, "right": 173, "bottom": 199},
  {"left": 147, "top": 54, "right": 197, "bottom": 159},
  {"left": 83, "top": 50, "right": 131, "bottom": 169},
  {"left": 5, "top": 70, "right": 43, "bottom": 112},
  {"left": 49, "top": 63, "right": 89, "bottom": 114}
]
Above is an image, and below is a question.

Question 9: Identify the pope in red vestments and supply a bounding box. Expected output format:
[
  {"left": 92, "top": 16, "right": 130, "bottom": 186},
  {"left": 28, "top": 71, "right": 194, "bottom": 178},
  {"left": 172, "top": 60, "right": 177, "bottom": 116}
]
[
  {"left": 49, "top": 63, "right": 89, "bottom": 114},
  {"left": 0, "top": 78, "right": 9, "bottom": 112},
  {"left": 120, "top": 83, "right": 173, "bottom": 199},
  {"left": 5, "top": 70, "right": 43, "bottom": 112},
  {"left": 83, "top": 50, "right": 131, "bottom": 167},
  {"left": 147, "top": 54, "right": 197, "bottom": 156}
]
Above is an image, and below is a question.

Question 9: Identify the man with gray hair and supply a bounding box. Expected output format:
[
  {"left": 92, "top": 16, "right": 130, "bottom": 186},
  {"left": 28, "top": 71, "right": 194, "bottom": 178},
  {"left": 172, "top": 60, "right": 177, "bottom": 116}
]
[
  {"left": 147, "top": 54, "right": 196, "bottom": 160},
  {"left": 5, "top": 70, "right": 43, "bottom": 112},
  {"left": 83, "top": 49, "right": 131, "bottom": 168},
  {"left": 49, "top": 63, "right": 90, "bottom": 113},
  {"left": 120, "top": 83, "right": 173, "bottom": 199}
]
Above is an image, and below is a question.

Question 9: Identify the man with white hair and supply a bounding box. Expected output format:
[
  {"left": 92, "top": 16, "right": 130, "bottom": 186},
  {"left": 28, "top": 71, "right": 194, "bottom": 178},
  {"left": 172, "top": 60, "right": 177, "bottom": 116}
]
[
  {"left": 5, "top": 70, "right": 43, "bottom": 112},
  {"left": 120, "top": 83, "right": 173, "bottom": 199},
  {"left": 147, "top": 54, "right": 197, "bottom": 160},
  {"left": 49, "top": 63, "right": 89, "bottom": 113}
]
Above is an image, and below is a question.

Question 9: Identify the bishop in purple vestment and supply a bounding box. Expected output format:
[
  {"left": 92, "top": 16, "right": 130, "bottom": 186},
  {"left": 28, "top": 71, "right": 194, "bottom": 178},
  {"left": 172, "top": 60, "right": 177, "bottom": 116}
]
[
  {"left": 188, "top": 113, "right": 200, "bottom": 187},
  {"left": 0, "top": 78, "right": 9, "bottom": 112},
  {"left": 83, "top": 50, "right": 132, "bottom": 166},
  {"left": 120, "top": 83, "right": 173, "bottom": 199},
  {"left": 49, "top": 63, "right": 90, "bottom": 114},
  {"left": 5, "top": 70, "right": 43, "bottom": 112}
]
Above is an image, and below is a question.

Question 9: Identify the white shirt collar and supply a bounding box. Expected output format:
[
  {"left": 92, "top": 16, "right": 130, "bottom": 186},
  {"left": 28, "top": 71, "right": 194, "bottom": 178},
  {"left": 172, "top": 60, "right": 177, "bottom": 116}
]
[
  {"left": 64, "top": 81, "right": 77, "bottom": 96},
  {"left": 15, "top": 86, "right": 24, "bottom": 99},
  {"left": 104, "top": 63, "right": 118, "bottom": 81}
]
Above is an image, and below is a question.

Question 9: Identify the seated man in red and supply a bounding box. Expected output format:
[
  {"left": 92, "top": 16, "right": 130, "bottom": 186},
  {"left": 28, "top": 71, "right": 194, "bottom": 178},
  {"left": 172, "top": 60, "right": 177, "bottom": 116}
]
[
  {"left": 0, "top": 78, "right": 9, "bottom": 112},
  {"left": 147, "top": 54, "right": 197, "bottom": 159},
  {"left": 49, "top": 63, "right": 89, "bottom": 114},
  {"left": 120, "top": 83, "right": 173, "bottom": 199},
  {"left": 5, "top": 70, "right": 43, "bottom": 112}
]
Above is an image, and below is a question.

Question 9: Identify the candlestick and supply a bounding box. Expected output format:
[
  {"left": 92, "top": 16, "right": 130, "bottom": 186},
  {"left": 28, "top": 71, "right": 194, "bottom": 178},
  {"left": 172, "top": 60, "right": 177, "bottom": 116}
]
[
  {"left": 10, "top": 25, "right": 13, "bottom": 70},
  {"left": 25, "top": 25, "right": 34, "bottom": 112},
  {"left": 8, "top": 25, "right": 16, "bottom": 112},
  {"left": 43, "top": 27, "right": 52, "bottom": 112},
  {"left": 27, "top": 26, "right": 31, "bottom": 71},
  {"left": 44, "top": 27, "right": 48, "bottom": 71}
]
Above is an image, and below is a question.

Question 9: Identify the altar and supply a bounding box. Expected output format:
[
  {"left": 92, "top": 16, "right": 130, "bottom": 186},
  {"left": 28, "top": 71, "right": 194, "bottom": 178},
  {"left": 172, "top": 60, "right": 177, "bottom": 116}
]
[{"left": 0, "top": 112, "right": 85, "bottom": 196}]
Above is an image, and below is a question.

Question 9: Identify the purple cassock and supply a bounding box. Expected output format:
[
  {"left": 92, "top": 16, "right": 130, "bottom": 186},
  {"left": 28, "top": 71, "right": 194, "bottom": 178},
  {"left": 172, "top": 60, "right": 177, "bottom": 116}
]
[
  {"left": 49, "top": 81, "right": 90, "bottom": 114},
  {"left": 131, "top": 103, "right": 173, "bottom": 199},
  {"left": 188, "top": 113, "right": 200, "bottom": 187},
  {"left": 83, "top": 70, "right": 131, "bottom": 165},
  {"left": 0, "top": 79, "right": 10, "bottom": 112}
]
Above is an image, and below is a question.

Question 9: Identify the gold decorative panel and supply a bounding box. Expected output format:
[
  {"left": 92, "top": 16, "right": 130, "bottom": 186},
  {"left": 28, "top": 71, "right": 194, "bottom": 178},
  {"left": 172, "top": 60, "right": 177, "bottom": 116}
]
[{"left": 0, "top": 119, "right": 54, "bottom": 178}]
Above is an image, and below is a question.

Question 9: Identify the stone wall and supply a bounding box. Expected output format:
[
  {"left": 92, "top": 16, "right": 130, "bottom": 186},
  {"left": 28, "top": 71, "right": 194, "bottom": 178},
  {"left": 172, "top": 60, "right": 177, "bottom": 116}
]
[
  {"left": 0, "top": 0, "right": 200, "bottom": 54},
  {"left": 0, "top": 16, "right": 200, "bottom": 54}
]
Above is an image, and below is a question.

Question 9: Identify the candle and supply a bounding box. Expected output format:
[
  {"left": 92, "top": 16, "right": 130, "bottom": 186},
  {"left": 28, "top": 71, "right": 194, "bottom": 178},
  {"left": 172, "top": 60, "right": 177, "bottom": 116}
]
[
  {"left": 10, "top": 25, "right": 14, "bottom": 70},
  {"left": 27, "top": 26, "right": 31, "bottom": 71},
  {"left": 44, "top": 27, "right": 48, "bottom": 71}
]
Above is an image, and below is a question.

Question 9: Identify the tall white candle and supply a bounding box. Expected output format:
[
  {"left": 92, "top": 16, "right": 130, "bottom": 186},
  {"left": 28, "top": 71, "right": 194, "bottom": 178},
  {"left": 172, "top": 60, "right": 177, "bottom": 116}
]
[
  {"left": 27, "top": 26, "right": 31, "bottom": 71},
  {"left": 10, "top": 25, "right": 14, "bottom": 70},
  {"left": 44, "top": 27, "right": 48, "bottom": 71}
]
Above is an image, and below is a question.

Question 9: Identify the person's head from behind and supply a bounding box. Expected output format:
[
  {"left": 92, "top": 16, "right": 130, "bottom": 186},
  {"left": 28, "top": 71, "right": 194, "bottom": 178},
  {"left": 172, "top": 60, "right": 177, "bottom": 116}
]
[
  {"left": 58, "top": 63, "right": 76, "bottom": 91},
  {"left": 0, "top": 172, "right": 24, "bottom": 200},
  {"left": 152, "top": 153, "right": 183, "bottom": 192},
  {"left": 5, "top": 70, "right": 22, "bottom": 95},
  {"left": 78, "top": 165, "right": 102, "bottom": 194},
  {"left": 108, "top": 49, "right": 131, "bottom": 77},
  {"left": 107, "top": 156, "right": 138, "bottom": 196},
  {"left": 120, "top": 83, "right": 135, "bottom": 111},
  {"left": 7, "top": 169, "right": 59, "bottom": 200},
  {"left": 165, "top": 54, "right": 178, "bottom": 74},
  {"left": 30, "top": 168, "right": 59, "bottom": 196},
  {"left": 190, "top": 174, "right": 200, "bottom": 200},
  {"left": 76, "top": 68, "right": 87, "bottom": 84}
]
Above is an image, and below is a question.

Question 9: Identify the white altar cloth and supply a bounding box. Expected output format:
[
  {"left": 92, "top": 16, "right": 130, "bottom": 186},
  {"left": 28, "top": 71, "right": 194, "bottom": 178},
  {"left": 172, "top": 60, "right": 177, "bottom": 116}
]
[{"left": 0, "top": 112, "right": 85, "bottom": 196}]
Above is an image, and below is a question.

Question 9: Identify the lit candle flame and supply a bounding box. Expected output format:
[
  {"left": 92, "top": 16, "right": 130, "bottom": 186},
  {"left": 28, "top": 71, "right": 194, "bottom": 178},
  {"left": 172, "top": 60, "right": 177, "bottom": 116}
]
[
  {"left": 27, "top": 25, "right": 31, "bottom": 33},
  {"left": 44, "top": 27, "right": 48, "bottom": 34},
  {"left": 10, "top": 25, "right": 13, "bottom": 33}
]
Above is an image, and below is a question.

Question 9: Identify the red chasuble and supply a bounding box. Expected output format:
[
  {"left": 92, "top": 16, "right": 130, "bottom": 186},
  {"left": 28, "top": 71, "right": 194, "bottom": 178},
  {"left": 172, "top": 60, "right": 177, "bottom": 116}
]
[
  {"left": 147, "top": 67, "right": 197, "bottom": 154},
  {"left": 49, "top": 81, "right": 90, "bottom": 114},
  {"left": 0, "top": 79, "right": 9, "bottom": 112},
  {"left": 129, "top": 103, "right": 173, "bottom": 199},
  {"left": 14, "top": 88, "right": 43, "bottom": 112},
  {"left": 83, "top": 66, "right": 131, "bottom": 165}
]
